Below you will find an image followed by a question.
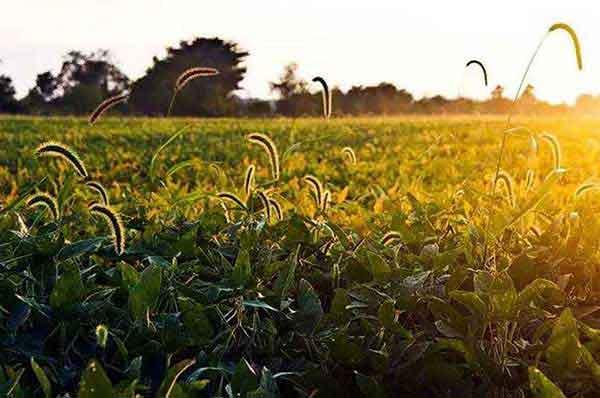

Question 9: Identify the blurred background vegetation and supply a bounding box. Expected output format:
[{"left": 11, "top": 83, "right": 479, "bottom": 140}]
[{"left": 1, "top": 36, "right": 600, "bottom": 117}]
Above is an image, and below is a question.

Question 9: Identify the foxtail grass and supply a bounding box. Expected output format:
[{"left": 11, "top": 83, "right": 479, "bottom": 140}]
[
  {"left": 494, "top": 170, "right": 516, "bottom": 207},
  {"left": 89, "top": 93, "right": 129, "bottom": 124},
  {"left": 321, "top": 190, "right": 330, "bottom": 213},
  {"left": 540, "top": 133, "right": 562, "bottom": 170},
  {"left": 342, "top": 147, "right": 357, "bottom": 165},
  {"left": 381, "top": 231, "right": 402, "bottom": 247},
  {"left": 312, "top": 76, "right": 332, "bottom": 118},
  {"left": 167, "top": 67, "right": 219, "bottom": 116},
  {"left": 269, "top": 197, "right": 283, "bottom": 221},
  {"left": 35, "top": 142, "right": 88, "bottom": 179},
  {"left": 89, "top": 203, "right": 125, "bottom": 255},
  {"left": 257, "top": 191, "right": 271, "bottom": 221},
  {"left": 85, "top": 181, "right": 109, "bottom": 205},
  {"left": 27, "top": 192, "right": 59, "bottom": 220},
  {"left": 465, "top": 59, "right": 488, "bottom": 86},
  {"left": 246, "top": 133, "right": 280, "bottom": 180},
  {"left": 243, "top": 165, "right": 255, "bottom": 197},
  {"left": 303, "top": 175, "right": 323, "bottom": 207},
  {"left": 217, "top": 192, "right": 247, "bottom": 210},
  {"left": 574, "top": 182, "right": 600, "bottom": 198}
]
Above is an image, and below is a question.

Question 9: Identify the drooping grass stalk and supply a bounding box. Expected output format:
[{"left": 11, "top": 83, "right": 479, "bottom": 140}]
[
  {"left": 312, "top": 76, "right": 332, "bottom": 118},
  {"left": 89, "top": 93, "right": 129, "bottom": 124},
  {"left": 465, "top": 59, "right": 488, "bottom": 86},
  {"left": 342, "top": 147, "right": 357, "bottom": 165},
  {"left": 540, "top": 133, "right": 562, "bottom": 171},
  {"left": 246, "top": 133, "right": 280, "bottom": 180},
  {"left": 243, "top": 165, "right": 255, "bottom": 197},
  {"left": 525, "top": 170, "right": 535, "bottom": 192},
  {"left": 493, "top": 23, "right": 582, "bottom": 194},
  {"left": 494, "top": 170, "right": 516, "bottom": 207},
  {"left": 574, "top": 182, "right": 600, "bottom": 198},
  {"left": 321, "top": 190, "right": 331, "bottom": 213},
  {"left": 85, "top": 181, "right": 109, "bottom": 205},
  {"left": 89, "top": 203, "right": 125, "bottom": 255},
  {"left": 303, "top": 175, "right": 323, "bottom": 207},
  {"left": 26, "top": 192, "right": 59, "bottom": 220},
  {"left": 36, "top": 142, "right": 88, "bottom": 179},
  {"left": 257, "top": 191, "right": 271, "bottom": 221},
  {"left": 217, "top": 192, "right": 247, "bottom": 210},
  {"left": 381, "top": 231, "right": 402, "bottom": 247},
  {"left": 269, "top": 197, "right": 283, "bottom": 221},
  {"left": 167, "top": 67, "right": 219, "bottom": 116}
]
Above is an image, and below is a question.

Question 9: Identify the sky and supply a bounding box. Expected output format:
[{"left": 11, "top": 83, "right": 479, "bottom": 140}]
[{"left": 1, "top": 0, "right": 599, "bottom": 104}]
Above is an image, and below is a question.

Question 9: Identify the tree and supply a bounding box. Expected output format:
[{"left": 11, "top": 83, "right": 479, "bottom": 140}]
[
  {"left": 22, "top": 50, "right": 129, "bottom": 115},
  {"left": 0, "top": 70, "right": 19, "bottom": 113},
  {"left": 129, "top": 38, "right": 248, "bottom": 116},
  {"left": 491, "top": 85, "right": 504, "bottom": 100},
  {"left": 270, "top": 63, "right": 316, "bottom": 116}
]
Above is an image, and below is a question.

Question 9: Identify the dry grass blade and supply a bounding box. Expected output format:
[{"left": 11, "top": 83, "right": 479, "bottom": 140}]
[
  {"left": 89, "top": 203, "right": 125, "bottom": 255},
  {"left": 246, "top": 133, "right": 280, "bottom": 180},
  {"left": 89, "top": 93, "right": 129, "bottom": 124},
  {"left": 35, "top": 142, "right": 88, "bottom": 178},
  {"left": 27, "top": 192, "right": 59, "bottom": 220},
  {"left": 549, "top": 23, "right": 583, "bottom": 70}
]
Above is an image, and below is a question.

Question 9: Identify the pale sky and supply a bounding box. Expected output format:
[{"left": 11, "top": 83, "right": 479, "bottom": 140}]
[{"left": 1, "top": 0, "right": 599, "bottom": 104}]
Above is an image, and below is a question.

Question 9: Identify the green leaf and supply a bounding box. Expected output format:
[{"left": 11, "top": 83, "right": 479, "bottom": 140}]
[
  {"left": 79, "top": 360, "right": 114, "bottom": 398},
  {"left": 179, "top": 298, "right": 214, "bottom": 345},
  {"left": 57, "top": 237, "right": 105, "bottom": 261},
  {"left": 150, "top": 125, "right": 191, "bottom": 180},
  {"left": 232, "top": 248, "right": 252, "bottom": 286},
  {"left": 50, "top": 262, "right": 84, "bottom": 310},
  {"left": 128, "top": 265, "right": 162, "bottom": 320},
  {"left": 449, "top": 290, "right": 488, "bottom": 319},
  {"left": 296, "top": 279, "right": 324, "bottom": 334},
  {"left": 518, "top": 279, "right": 564, "bottom": 309},
  {"left": 546, "top": 308, "right": 581, "bottom": 374},
  {"left": 157, "top": 358, "right": 196, "bottom": 398},
  {"left": 355, "top": 371, "right": 386, "bottom": 398},
  {"left": 528, "top": 366, "right": 565, "bottom": 398},
  {"left": 368, "top": 252, "right": 391, "bottom": 281},
  {"left": 231, "top": 358, "right": 258, "bottom": 398},
  {"left": 474, "top": 271, "right": 517, "bottom": 320},
  {"left": 30, "top": 357, "right": 52, "bottom": 398}
]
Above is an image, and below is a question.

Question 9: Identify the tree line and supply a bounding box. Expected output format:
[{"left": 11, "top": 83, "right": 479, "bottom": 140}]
[{"left": 0, "top": 37, "right": 598, "bottom": 117}]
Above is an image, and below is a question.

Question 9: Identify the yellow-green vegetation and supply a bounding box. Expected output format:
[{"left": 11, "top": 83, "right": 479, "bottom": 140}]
[{"left": 3, "top": 115, "right": 600, "bottom": 397}]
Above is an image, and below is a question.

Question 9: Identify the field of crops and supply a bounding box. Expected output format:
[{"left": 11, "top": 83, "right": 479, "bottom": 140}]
[{"left": 3, "top": 115, "right": 600, "bottom": 397}]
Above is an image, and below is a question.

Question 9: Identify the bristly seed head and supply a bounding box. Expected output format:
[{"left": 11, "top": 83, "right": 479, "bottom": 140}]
[
  {"left": 35, "top": 141, "right": 88, "bottom": 178},
  {"left": 243, "top": 165, "right": 255, "bottom": 197},
  {"left": 303, "top": 175, "right": 323, "bottom": 208},
  {"left": 85, "top": 181, "right": 109, "bottom": 205},
  {"left": 89, "top": 93, "right": 129, "bottom": 124},
  {"left": 257, "top": 191, "right": 271, "bottom": 221},
  {"left": 217, "top": 192, "right": 247, "bottom": 210},
  {"left": 268, "top": 198, "right": 283, "bottom": 221},
  {"left": 89, "top": 203, "right": 125, "bottom": 255},
  {"left": 312, "top": 76, "right": 332, "bottom": 118},
  {"left": 246, "top": 133, "right": 280, "bottom": 180},
  {"left": 342, "top": 147, "right": 356, "bottom": 165},
  {"left": 26, "top": 192, "right": 60, "bottom": 220}
]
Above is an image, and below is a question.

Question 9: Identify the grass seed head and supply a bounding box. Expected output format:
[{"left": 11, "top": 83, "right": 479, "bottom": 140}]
[
  {"left": 35, "top": 141, "right": 88, "bottom": 179},
  {"left": 26, "top": 192, "right": 59, "bottom": 220},
  {"left": 303, "top": 175, "right": 323, "bottom": 208},
  {"left": 89, "top": 203, "right": 125, "bottom": 255},
  {"left": 246, "top": 133, "right": 280, "bottom": 180},
  {"left": 540, "top": 133, "right": 562, "bottom": 171},
  {"left": 312, "top": 76, "right": 332, "bottom": 118},
  {"left": 89, "top": 93, "right": 129, "bottom": 124},
  {"left": 217, "top": 191, "right": 247, "bottom": 210},
  {"left": 243, "top": 165, "right": 255, "bottom": 197},
  {"left": 85, "top": 181, "right": 109, "bottom": 205},
  {"left": 342, "top": 147, "right": 357, "bottom": 165}
]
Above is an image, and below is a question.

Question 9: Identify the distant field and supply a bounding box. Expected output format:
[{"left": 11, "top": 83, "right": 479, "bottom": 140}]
[{"left": 4, "top": 115, "right": 600, "bottom": 396}]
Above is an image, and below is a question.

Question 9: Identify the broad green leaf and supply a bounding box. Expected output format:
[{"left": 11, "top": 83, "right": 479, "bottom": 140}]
[
  {"left": 528, "top": 367, "right": 565, "bottom": 398},
  {"left": 546, "top": 309, "right": 581, "bottom": 374},
  {"left": 57, "top": 237, "right": 105, "bottom": 261},
  {"left": 296, "top": 279, "right": 324, "bottom": 334},
  {"left": 368, "top": 252, "right": 391, "bottom": 281},
  {"left": 517, "top": 279, "right": 564, "bottom": 309},
  {"left": 179, "top": 298, "right": 214, "bottom": 345},
  {"left": 474, "top": 271, "right": 517, "bottom": 320},
  {"left": 128, "top": 265, "right": 162, "bottom": 320},
  {"left": 449, "top": 290, "right": 488, "bottom": 319},
  {"left": 50, "top": 262, "right": 84, "bottom": 310},
  {"left": 30, "top": 357, "right": 52, "bottom": 398},
  {"left": 232, "top": 248, "right": 252, "bottom": 286},
  {"left": 79, "top": 360, "right": 114, "bottom": 398},
  {"left": 231, "top": 358, "right": 258, "bottom": 398}
]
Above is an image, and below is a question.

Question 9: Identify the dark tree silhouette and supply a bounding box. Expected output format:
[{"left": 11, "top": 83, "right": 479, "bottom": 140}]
[
  {"left": 129, "top": 38, "right": 248, "bottom": 116},
  {"left": 270, "top": 63, "right": 317, "bottom": 116},
  {"left": 0, "top": 68, "right": 19, "bottom": 113}
]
